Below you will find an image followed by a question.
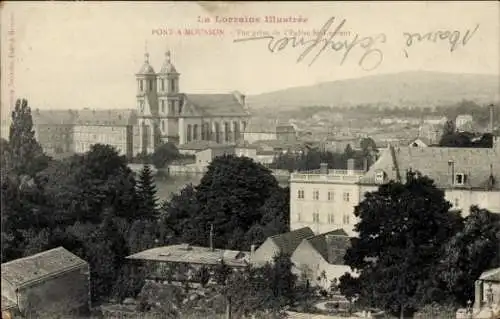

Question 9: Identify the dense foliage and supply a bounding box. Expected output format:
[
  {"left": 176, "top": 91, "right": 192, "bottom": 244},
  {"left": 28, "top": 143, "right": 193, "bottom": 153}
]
[
  {"left": 162, "top": 154, "right": 290, "bottom": 250},
  {"left": 339, "top": 171, "right": 500, "bottom": 318}
]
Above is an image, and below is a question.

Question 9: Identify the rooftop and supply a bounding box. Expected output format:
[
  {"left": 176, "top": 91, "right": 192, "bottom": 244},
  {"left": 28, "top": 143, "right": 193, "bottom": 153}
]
[
  {"left": 1, "top": 247, "right": 88, "bottom": 289},
  {"left": 480, "top": 267, "right": 500, "bottom": 282},
  {"left": 268, "top": 227, "right": 315, "bottom": 256},
  {"left": 304, "top": 229, "right": 350, "bottom": 265},
  {"left": 126, "top": 244, "right": 249, "bottom": 267},
  {"left": 32, "top": 109, "right": 137, "bottom": 126},
  {"left": 183, "top": 93, "right": 248, "bottom": 117},
  {"left": 360, "top": 143, "right": 500, "bottom": 190}
]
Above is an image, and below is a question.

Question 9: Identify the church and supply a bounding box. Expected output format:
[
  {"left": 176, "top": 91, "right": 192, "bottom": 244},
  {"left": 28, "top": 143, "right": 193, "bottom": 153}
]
[{"left": 135, "top": 49, "right": 250, "bottom": 154}]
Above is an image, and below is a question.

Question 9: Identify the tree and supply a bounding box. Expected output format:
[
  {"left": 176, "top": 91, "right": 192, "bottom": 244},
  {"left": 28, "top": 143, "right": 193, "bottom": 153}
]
[
  {"left": 8, "top": 98, "right": 49, "bottom": 176},
  {"left": 150, "top": 142, "right": 180, "bottom": 168},
  {"left": 437, "top": 206, "right": 500, "bottom": 304},
  {"left": 340, "top": 171, "right": 462, "bottom": 318},
  {"left": 344, "top": 144, "right": 355, "bottom": 158},
  {"left": 135, "top": 164, "right": 159, "bottom": 220},
  {"left": 163, "top": 155, "right": 282, "bottom": 250}
]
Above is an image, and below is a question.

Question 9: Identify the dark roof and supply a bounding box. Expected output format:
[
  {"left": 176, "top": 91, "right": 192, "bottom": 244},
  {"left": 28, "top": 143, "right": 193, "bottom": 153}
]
[
  {"left": 304, "top": 229, "right": 350, "bottom": 265},
  {"left": 1, "top": 247, "right": 88, "bottom": 289},
  {"left": 32, "top": 109, "right": 137, "bottom": 126},
  {"left": 32, "top": 109, "right": 76, "bottom": 125},
  {"left": 183, "top": 94, "right": 248, "bottom": 117},
  {"left": 360, "top": 144, "right": 500, "bottom": 190},
  {"left": 74, "top": 109, "right": 137, "bottom": 126},
  {"left": 269, "top": 227, "right": 314, "bottom": 256}
]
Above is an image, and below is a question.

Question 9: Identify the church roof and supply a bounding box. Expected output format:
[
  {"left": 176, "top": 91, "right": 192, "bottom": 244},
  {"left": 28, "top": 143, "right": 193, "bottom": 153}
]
[
  {"left": 183, "top": 94, "right": 248, "bottom": 117},
  {"left": 138, "top": 62, "right": 155, "bottom": 75}
]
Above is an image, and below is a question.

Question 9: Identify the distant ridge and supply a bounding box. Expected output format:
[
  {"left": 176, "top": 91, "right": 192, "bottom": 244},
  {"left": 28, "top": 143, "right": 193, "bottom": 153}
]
[{"left": 246, "top": 71, "right": 500, "bottom": 109}]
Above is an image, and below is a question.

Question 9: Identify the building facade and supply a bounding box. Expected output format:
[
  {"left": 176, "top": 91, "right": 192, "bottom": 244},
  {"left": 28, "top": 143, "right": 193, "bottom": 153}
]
[
  {"left": 290, "top": 162, "right": 366, "bottom": 236},
  {"left": 135, "top": 50, "right": 250, "bottom": 154},
  {"left": 32, "top": 109, "right": 137, "bottom": 159},
  {"left": 1, "top": 247, "right": 90, "bottom": 318},
  {"left": 290, "top": 139, "right": 500, "bottom": 236},
  {"left": 243, "top": 118, "right": 297, "bottom": 144}
]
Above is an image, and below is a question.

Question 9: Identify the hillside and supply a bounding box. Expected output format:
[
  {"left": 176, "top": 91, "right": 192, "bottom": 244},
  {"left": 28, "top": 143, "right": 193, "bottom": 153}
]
[{"left": 246, "top": 71, "right": 499, "bottom": 110}]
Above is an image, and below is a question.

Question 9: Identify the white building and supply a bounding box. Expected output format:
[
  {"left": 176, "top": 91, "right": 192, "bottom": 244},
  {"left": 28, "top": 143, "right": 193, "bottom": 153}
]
[{"left": 456, "top": 114, "right": 474, "bottom": 131}]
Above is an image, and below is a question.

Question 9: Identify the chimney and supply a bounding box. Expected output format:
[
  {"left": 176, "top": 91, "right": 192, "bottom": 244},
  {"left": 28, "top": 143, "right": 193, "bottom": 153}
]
[
  {"left": 489, "top": 104, "right": 494, "bottom": 132},
  {"left": 319, "top": 162, "right": 329, "bottom": 174},
  {"left": 209, "top": 224, "right": 214, "bottom": 252},
  {"left": 347, "top": 158, "right": 355, "bottom": 174}
]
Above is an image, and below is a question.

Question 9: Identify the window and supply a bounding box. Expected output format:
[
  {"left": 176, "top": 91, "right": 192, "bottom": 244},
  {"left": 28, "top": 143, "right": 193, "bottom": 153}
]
[
  {"left": 139, "top": 80, "right": 143, "bottom": 91},
  {"left": 297, "top": 189, "right": 305, "bottom": 199},
  {"left": 454, "top": 198, "right": 460, "bottom": 207},
  {"left": 343, "top": 192, "right": 350, "bottom": 202},
  {"left": 170, "top": 79, "right": 175, "bottom": 92},
  {"left": 375, "top": 170, "right": 385, "bottom": 184},
  {"left": 455, "top": 173, "right": 467, "bottom": 185},
  {"left": 313, "top": 213, "right": 320, "bottom": 223},
  {"left": 343, "top": 214, "right": 350, "bottom": 224},
  {"left": 161, "top": 79, "right": 165, "bottom": 91},
  {"left": 161, "top": 120, "right": 165, "bottom": 131},
  {"left": 161, "top": 100, "right": 165, "bottom": 113},
  {"left": 313, "top": 190, "right": 319, "bottom": 200},
  {"left": 328, "top": 190, "right": 334, "bottom": 201},
  {"left": 149, "top": 80, "right": 153, "bottom": 91},
  {"left": 328, "top": 214, "right": 335, "bottom": 224}
]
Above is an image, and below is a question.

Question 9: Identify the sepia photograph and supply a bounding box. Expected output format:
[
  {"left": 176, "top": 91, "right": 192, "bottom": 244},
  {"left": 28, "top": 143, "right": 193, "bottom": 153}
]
[{"left": 0, "top": 1, "right": 499, "bottom": 318}]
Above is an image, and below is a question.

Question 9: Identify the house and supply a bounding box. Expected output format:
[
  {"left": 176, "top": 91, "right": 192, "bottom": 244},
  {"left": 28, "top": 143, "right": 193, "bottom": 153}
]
[
  {"left": 291, "top": 229, "right": 356, "bottom": 290},
  {"left": 195, "top": 145, "right": 235, "bottom": 166},
  {"left": 251, "top": 227, "right": 314, "bottom": 266},
  {"left": 359, "top": 139, "right": 500, "bottom": 216},
  {"left": 456, "top": 114, "right": 474, "bottom": 131},
  {"left": 468, "top": 267, "right": 500, "bottom": 319},
  {"left": 423, "top": 116, "right": 447, "bottom": 126},
  {"left": 1, "top": 247, "right": 90, "bottom": 318},
  {"left": 127, "top": 244, "right": 250, "bottom": 285},
  {"left": 290, "top": 160, "right": 366, "bottom": 236},
  {"left": 178, "top": 140, "right": 227, "bottom": 155},
  {"left": 243, "top": 118, "right": 297, "bottom": 144}
]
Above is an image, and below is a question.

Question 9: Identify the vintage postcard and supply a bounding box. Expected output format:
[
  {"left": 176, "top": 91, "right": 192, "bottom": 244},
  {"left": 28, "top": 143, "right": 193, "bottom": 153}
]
[{"left": 1, "top": 1, "right": 499, "bottom": 319}]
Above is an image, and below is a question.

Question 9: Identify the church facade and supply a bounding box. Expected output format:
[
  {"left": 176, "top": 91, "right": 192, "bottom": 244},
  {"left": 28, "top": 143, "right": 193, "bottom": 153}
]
[{"left": 135, "top": 50, "right": 250, "bottom": 154}]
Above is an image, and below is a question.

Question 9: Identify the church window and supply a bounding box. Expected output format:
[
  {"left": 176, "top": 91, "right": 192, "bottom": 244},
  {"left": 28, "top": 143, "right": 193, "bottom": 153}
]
[
  {"left": 161, "top": 100, "right": 165, "bottom": 113},
  {"left": 170, "top": 79, "right": 175, "bottom": 92},
  {"left": 179, "top": 103, "right": 183, "bottom": 114},
  {"left": 139, "top": 80, "right": 143, "bottom": 91},
  {"left": 149, "top": 80, "right": 153, "bottom": 91},
  {"left": 161, "top": 79, "right": 165, "bottom": 91},
  {"left": 161, "top": 120, "right": 165, "bottom": 131}
]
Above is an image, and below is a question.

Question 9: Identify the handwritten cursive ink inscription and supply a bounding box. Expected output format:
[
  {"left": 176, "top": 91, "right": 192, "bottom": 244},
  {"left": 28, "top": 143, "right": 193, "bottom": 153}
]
[
  {"left": 233, "top": 17, "right": 387, "bottom": 71},
  {"left": 403, "top": 24, "right": 479, "bottom": 54}
]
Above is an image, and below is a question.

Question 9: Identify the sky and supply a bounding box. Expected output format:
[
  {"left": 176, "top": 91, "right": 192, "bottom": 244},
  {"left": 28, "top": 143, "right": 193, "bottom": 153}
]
[{"left": 1, "top": 1, "right": 499, "bottom": 113}]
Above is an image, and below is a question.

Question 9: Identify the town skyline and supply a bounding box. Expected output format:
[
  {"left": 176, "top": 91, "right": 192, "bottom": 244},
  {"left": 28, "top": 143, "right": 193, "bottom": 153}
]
[{"left": 1, "top": 1, "right": 499, "bottom": 111}]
